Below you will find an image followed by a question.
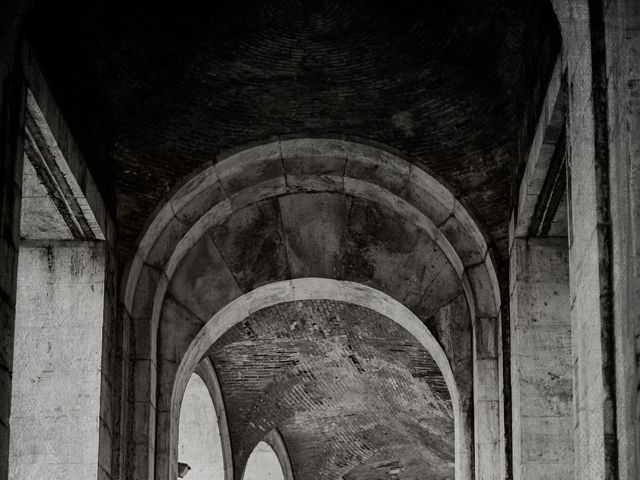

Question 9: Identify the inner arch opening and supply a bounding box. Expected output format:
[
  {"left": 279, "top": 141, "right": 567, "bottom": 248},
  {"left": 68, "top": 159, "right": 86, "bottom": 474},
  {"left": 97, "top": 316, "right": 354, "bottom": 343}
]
[
  {"left": 243, "top": 442, "right": 284, "bottom": 480},
  {"left": 178, "top": 373, "right": 225, "bottom": 480},
  {"left": 170, "top": 279, "right": 465, "bottom": 480}
]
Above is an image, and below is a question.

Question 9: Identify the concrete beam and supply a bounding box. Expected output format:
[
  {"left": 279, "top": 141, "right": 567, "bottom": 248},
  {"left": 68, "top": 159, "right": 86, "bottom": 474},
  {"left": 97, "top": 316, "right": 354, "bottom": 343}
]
[
  {"left": 514, "top": 58, "right": 567, "bottom": 240},
  {"left": 21, "top": 92, "right": 104, "bottom": 240},
  {"left": 21, "top": 49, "right": 111, "bottom": 242}
]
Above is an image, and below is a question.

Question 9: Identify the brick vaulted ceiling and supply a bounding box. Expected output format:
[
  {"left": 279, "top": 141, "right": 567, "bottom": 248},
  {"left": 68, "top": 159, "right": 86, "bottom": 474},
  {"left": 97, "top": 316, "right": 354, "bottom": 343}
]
[
  {"left": 208, "top": 300, "right": 454, "bottom": 480},
  {"left": 26, "top": 0, "right": 560, "bottom": 267}
]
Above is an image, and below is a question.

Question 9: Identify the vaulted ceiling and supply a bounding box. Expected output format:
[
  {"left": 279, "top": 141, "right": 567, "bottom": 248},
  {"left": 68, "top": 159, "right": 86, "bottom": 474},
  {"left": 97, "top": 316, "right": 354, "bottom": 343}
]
[
  {"left": 209, "top": 300, "right": 454, "bottom": 480},
  {"left": 26, "top": 0, "right": 560, "bottom": 267}
]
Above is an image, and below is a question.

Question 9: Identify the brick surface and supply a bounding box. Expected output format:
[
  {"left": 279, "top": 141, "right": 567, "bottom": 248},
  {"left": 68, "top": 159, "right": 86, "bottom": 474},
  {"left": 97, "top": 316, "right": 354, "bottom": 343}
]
[{"left": 209, "top": 299, "right": 454, "bottom": 480}]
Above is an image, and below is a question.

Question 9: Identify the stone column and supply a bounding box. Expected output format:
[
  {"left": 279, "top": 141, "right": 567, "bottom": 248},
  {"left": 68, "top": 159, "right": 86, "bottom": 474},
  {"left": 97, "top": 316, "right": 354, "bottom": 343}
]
[
  {"left": 510, "top": 238, "right": 573, "bottom": 480},
  {"left": 551, "top": 1, "right": 621, "bottom": 477},
  {"left": 9, "top": 243, "right": 106, "bottom": 480}
]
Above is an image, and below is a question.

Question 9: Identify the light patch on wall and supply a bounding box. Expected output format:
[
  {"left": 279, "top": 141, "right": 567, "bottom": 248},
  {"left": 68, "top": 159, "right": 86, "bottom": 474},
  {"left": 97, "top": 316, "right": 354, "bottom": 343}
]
[
  {"left": 179, "top": 373, "right": 225, "bottom": 480},
  {"left": 243, "top": 442, "right": 285, "bottom": 480}
]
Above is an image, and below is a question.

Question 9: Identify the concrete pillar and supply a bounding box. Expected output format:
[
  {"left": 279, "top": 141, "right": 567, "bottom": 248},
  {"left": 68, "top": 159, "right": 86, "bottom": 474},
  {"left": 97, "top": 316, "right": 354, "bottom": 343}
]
[
  {"left": 551, "top": 1, "right": 621, "bottom": 477},
  {"left": 509, "top": 238, "right": 573, "bottom": 480},
  {"left": 8, "top": 243, "right": 106, "bottom": 480}
]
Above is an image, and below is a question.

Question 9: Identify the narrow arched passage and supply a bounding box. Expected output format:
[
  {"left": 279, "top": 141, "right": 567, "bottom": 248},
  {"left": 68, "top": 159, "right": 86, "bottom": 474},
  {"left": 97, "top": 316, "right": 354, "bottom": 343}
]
[
  {"left": 178, "top": 373, "right": 225, "bottom": 480},
  {"left": 170, "top": 279, "right": 463, "bottom": 480},
  {"left": 242, "top": 442, "right": 284, "bottom": 480},
  {"left": 241, "top": 429, "right": 293, "bottom": 480}
]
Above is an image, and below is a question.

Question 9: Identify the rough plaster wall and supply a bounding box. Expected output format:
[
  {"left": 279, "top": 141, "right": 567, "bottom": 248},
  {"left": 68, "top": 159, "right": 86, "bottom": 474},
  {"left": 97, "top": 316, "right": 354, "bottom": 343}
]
[
  {"left": 509, "top": 238, "right": 573, "bottom": 480},
  {"left": 9, "top": 243, "right": 105, "bottom": 480},
  {"left": 208, "top": 300, "right": 455, "bottom": 480},
  {"left": 243, "top": 442, "right": 283, "bottom": 480},
  {"left": 178, "top": 373, "right": 224, "bottom": 480}
]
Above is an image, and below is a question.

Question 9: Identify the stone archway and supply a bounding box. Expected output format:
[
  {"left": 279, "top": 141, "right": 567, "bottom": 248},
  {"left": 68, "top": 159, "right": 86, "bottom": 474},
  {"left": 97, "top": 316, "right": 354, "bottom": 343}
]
[
  {"left": 123, "top": 138, "right": 502, "bottom": 480},
  {"left": 171, "top": 279, "right": 462, "bottom": 480}
]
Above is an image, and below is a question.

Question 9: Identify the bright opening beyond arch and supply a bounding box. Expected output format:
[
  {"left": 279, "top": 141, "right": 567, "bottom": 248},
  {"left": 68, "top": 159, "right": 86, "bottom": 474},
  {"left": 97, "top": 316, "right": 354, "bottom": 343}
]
[
  {"left": 243, "top": 441, "right": 285, "bottom": 480},
  {"left": 179, "top": 373, "right": 225, "bottom": 480}
]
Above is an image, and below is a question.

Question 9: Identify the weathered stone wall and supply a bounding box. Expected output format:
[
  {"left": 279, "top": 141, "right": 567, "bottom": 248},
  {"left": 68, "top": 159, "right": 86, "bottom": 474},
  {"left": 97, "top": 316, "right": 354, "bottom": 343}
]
[
  {"left": 510, "top": 238, "right": 572, "bottom": 480},
  {"left": 9, "top": 243, "right": 105, "bottom": 480}
]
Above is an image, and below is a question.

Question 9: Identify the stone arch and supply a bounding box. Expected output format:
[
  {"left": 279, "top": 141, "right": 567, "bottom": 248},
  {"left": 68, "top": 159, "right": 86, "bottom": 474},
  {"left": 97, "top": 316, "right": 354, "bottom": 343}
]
[
  {"left": 172, "top": 279, "right": 460, "bottom": 480},
  {"left": 193, "top": 358, "right": 234, "bottom": 480},
  {"left": 122, "top": 138, "right": 502, "bottom": 480}
]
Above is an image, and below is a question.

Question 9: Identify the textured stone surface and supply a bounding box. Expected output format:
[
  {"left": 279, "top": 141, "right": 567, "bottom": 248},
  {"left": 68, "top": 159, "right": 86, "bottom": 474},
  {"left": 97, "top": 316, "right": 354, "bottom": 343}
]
[
  {"left": 167, "top": 193, "right": 464, "bottom": 326},
  {"left": 553, "top": 2, "right": 636, "bottom": 478},
  {"left": 510, "top": 239, "right": 573, "bottom": 480},
  {"left": 9, "top": 244, "right": 105, "bottom": 480}
]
